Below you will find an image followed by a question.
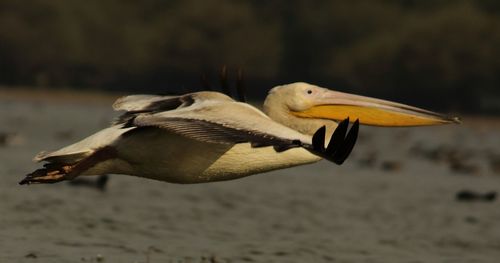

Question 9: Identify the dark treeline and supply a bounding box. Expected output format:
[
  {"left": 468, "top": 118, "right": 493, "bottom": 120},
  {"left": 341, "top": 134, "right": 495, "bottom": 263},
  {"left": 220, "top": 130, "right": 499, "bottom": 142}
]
[{"left": 1, "top": 0, "right": 500, "bottom": 112}]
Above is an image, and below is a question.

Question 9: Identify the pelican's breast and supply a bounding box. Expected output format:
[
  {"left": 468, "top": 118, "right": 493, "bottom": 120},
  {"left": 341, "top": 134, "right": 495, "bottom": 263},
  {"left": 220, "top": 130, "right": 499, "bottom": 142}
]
[
  {"left": 111, "top": 128, "right": 320, "bottom": 183},
  {"left": 200, "top": 143, "right": 321, "bottom": 182}
]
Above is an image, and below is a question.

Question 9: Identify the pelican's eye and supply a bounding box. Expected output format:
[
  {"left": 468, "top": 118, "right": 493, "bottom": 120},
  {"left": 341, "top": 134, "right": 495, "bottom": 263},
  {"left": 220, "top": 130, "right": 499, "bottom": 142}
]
[{"left": 307, "top": 90, "right": 312, "bottom": 94}]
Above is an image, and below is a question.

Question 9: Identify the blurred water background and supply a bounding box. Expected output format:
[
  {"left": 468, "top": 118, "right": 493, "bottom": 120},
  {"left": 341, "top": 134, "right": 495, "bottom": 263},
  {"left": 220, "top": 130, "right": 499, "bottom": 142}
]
[{"left": 2, "top": 2, "right": 500, "bottom": 262}]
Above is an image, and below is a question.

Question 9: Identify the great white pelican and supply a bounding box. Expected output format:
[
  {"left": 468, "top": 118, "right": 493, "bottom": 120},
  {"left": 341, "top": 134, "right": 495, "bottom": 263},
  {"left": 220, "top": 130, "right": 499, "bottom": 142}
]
[{"left": 20, "top": 82, "right": 459, "bottom": 185}]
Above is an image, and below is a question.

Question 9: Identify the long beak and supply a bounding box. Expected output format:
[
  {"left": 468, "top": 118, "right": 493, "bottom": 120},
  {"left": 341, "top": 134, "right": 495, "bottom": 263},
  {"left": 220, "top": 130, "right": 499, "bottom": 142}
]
[{"left": 292, "top": 90, "right": 461, "bottom": 127}]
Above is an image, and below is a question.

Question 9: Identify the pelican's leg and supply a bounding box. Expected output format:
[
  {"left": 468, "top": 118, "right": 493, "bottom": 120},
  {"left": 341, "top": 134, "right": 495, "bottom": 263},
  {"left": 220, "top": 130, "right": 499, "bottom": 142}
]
[
  {"left": 19, "top": 146, "right": 117, "bottom": 185},
  {"left": 19, "top": 164, "right": 74, "bottom": 184}
]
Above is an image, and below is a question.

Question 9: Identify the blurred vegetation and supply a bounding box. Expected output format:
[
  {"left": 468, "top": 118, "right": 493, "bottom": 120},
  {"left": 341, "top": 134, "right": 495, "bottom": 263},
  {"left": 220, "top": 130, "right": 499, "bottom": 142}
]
[{"left": 0, "top": 0, "right": 499, "bottom": 112}]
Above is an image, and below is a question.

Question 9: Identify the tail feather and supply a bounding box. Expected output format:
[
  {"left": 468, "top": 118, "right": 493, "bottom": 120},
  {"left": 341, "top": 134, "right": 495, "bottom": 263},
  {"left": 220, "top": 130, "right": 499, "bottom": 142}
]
[
  {"left": 34, "top": 151, "right": 90, "bottom": 163},
  {"left": 33, "top": 126, "right": 129, "bottom": 164}
]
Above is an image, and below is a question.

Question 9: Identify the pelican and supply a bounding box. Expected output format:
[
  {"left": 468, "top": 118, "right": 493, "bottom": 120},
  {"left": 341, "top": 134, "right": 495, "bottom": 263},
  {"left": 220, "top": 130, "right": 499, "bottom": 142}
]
[{"left": 20, "top": 82, "right": 459, "bottom": 185}]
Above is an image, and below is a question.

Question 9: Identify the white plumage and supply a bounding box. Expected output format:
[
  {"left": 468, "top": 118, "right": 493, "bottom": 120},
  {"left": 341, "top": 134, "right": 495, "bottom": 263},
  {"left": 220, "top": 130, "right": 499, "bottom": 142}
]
[{"left": 21, "top": 82, "right": 458, "bottom": 185}]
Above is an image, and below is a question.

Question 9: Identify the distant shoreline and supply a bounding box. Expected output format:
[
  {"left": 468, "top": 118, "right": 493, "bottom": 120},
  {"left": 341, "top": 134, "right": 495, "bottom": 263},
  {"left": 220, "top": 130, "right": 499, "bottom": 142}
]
[
  {"left": 0, "top": 86, "right": 124, "bottom": 105},
  {"left": 1, "top": 87, "right": 499, "bottom": 126}
]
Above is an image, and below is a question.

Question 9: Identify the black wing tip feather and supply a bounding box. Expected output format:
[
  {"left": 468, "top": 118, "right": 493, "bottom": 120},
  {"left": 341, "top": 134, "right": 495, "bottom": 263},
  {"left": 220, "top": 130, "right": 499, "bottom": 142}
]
[
  {"left": 333, "top": 119, "right": 359, "bottom": 165},
  {"left": 312, "top": 126, "right": 326, "bottom": 152},
  {"left": 325, "top": 117, "right": 349, "bottom": 155},
  {"left": 219, "top": 65, "right": 231, "bottom": 97},
  {"left": 311, "top": 118, "right": 360, "bottom": 165},
  {"left": 236, "top": 68, "right": 246, "bottom": 102},
  {"left": 200, "top": 66, "right": 247, "bottom": 102}
]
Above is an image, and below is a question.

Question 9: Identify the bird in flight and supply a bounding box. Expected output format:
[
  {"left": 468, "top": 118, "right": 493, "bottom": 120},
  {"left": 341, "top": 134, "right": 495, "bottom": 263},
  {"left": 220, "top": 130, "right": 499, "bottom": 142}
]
[{"left": 20, "top": 82, "right": 459, "bottom": 185}]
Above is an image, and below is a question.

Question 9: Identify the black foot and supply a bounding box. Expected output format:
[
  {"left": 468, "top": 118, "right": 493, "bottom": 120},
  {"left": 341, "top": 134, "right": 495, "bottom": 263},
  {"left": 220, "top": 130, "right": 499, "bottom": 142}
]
[{"left": 68, "top": 174, "right": 109, "bottom": 191}]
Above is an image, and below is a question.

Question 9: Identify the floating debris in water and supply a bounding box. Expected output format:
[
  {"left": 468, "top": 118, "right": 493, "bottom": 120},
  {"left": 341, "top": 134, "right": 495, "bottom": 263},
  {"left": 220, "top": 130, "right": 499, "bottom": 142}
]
[
  {"left": 0, "top": 131, "right": 25, "bottom": 147},
  {"left": 357, "top": 151, "right": 377, "bottom": 168},
  {"left": 464, "top": 216, "right": 479, "bottom": 224},
  {"left": 68, "top": 175, "right": 109, "bottom": 191},
  {"left": 488, "top": 153, "right": 500, "bottom": 175},
  {"left": 54, "top": 129, "right": 75, "bottom": 141},
  {"left": 380, "top": 160, "right": 402, "bottom": 172},
  {"left": 409, "top": 144, "right": 480, "bottom": 175},
  {"left": 449, "top": 159, "right": 479, "bottom": 174},
  {"left": 456, "top": 190, "right": 496, "bottom": 202}
]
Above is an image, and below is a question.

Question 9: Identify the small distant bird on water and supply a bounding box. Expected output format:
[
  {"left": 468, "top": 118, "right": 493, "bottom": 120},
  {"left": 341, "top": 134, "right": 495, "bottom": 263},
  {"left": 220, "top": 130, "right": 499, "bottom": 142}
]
[{"left": 20, "top": 82, "right": 460, "bottom": 185}]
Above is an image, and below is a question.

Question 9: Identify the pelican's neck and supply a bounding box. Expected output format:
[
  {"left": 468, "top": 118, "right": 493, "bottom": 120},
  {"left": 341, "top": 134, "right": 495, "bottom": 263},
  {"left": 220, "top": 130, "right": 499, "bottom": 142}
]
[{"left": 263, "top": 95, "right": 338, "bottom": 137}]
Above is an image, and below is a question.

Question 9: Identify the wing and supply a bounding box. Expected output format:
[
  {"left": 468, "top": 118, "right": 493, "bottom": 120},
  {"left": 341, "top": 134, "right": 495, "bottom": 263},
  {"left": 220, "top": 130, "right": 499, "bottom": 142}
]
[
  {"left": 112, "top": 91, "right": 233, "bottom": 125},
  {"left": 114, "top": 91, "right": 312, "bottom": 151},
  {"left": 114, "top": 91, "right": 360, "bottom": 164}
]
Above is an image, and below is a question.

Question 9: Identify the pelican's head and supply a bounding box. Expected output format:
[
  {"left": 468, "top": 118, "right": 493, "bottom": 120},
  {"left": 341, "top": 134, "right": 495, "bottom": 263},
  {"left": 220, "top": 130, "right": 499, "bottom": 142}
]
[{"left": 264, "top": 82, "right": 460, "bottom": 134}]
